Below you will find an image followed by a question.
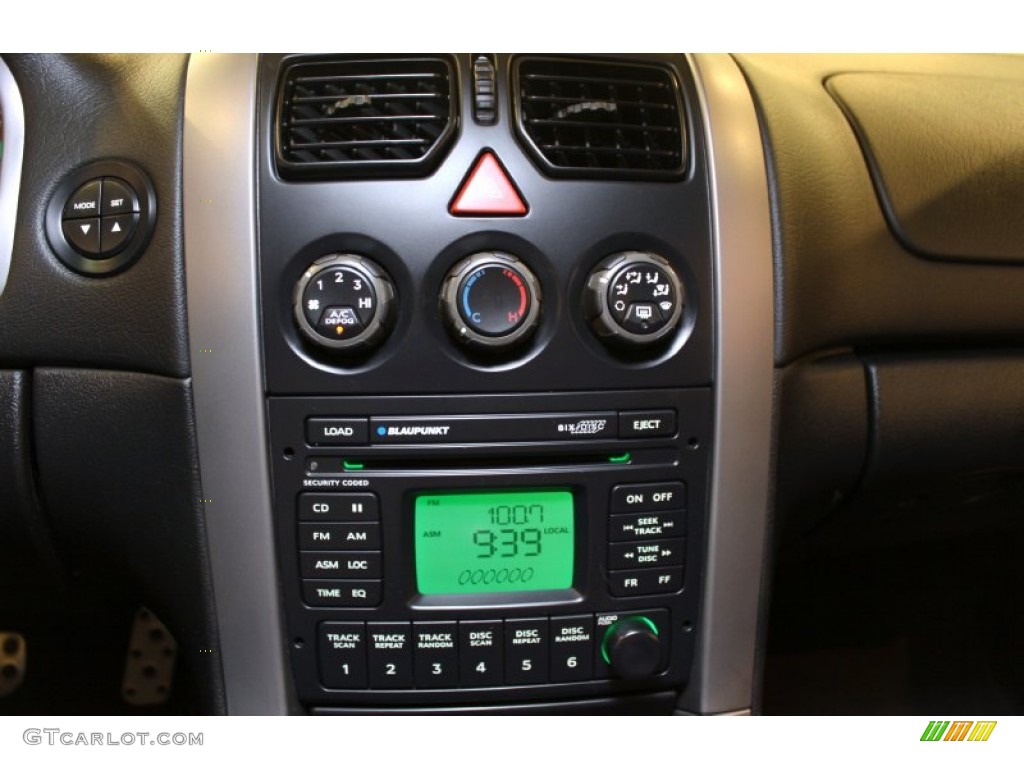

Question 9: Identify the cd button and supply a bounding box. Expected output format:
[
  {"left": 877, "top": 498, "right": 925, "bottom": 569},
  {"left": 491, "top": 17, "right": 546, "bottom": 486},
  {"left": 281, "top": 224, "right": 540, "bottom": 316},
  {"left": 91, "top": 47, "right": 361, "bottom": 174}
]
[{"left": 298, "top": 492, "right": 379, "bottom": 521}]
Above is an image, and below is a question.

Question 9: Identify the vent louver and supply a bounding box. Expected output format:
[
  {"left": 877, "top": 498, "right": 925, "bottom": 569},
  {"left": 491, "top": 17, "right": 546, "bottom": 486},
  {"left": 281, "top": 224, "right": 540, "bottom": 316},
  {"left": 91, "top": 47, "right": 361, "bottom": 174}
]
[
  {"left": 514, "top": 58, "right": 686, "bottom": 180},
  {"left": 276, "top": 56, "right": 457, "bottom": 180}
]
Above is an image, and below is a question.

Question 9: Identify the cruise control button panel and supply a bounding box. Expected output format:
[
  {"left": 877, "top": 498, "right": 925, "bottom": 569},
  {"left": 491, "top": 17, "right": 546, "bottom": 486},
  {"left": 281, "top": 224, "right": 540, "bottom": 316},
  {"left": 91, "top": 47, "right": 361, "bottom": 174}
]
[{"left": 47, "top": 161, "right": 156, "bottom": 276}]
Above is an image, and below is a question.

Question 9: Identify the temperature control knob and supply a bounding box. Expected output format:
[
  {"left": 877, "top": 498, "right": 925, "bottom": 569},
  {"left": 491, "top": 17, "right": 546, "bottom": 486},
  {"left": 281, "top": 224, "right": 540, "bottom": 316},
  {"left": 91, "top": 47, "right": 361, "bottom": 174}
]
[
  {"left": 293, "top": 254, "right": 396, "bottom": 353},
  {"left": 601, "top": 616, "right": 662, "bottom": 680},
  {"left": 440, "top": 252, "right": 542, "bottom": 351},
  {"left": 585, "top": 252, "right": 684, "bottom": 347}
]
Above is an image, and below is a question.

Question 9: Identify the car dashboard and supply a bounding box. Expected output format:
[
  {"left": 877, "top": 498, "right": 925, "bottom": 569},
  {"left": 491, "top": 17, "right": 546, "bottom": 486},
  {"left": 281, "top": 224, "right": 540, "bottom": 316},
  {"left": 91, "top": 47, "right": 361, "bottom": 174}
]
[{"left": 0, "top": 52, "right": 1021, "bottom": 716}]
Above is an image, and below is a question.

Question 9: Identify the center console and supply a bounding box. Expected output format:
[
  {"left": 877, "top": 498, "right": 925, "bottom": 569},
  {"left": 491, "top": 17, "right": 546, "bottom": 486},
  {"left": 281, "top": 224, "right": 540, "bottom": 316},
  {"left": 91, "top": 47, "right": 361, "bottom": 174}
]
[{"left": 184, "top": 52, "right": 774, "bottom": 715}]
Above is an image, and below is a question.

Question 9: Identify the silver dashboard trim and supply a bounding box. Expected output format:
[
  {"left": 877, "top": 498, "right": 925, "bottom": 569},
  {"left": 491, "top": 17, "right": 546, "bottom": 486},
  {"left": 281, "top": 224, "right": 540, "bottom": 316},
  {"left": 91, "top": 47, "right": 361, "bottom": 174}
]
[
  {"left": 183, "top": 53, "right": 289, "bottom": 714},
  {"left": 0, "top": 56, "right": 26, "bottom": 299},
  {"left": 680, "top": 54, "right": 774, "bottom": 714}
]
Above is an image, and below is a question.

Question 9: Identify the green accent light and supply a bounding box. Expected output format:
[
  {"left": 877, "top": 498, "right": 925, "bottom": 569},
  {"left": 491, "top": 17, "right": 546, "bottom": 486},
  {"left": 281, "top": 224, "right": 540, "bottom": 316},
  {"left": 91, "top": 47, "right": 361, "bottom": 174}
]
[
  {"left": 415, "top": 490, "right": 574, "bottom": 595},
  {"left": 600, "top": 616, "right": 659, "bottom": 664},
  {"left": 342, "top": 460, "right": 364, "bottom": 471},
  {"left": 608, "top": 452, "right": 632, "bottom": 464}
]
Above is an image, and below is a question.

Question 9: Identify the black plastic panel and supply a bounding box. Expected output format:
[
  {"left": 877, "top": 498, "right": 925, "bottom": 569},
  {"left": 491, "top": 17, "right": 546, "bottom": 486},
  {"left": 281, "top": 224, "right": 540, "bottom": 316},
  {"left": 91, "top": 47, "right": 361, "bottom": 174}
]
[
  {"left": 32, "top": 368, "right": 224, "bottom": 714},
  {"left": 774, "top": 353, "right": 869, "bottom": 535},
  {"left": 862, "top": 352, "right": 1024, "bottom": 488},
  {"left": 313, "top": 690, "right": 677, "bottom": 714}
]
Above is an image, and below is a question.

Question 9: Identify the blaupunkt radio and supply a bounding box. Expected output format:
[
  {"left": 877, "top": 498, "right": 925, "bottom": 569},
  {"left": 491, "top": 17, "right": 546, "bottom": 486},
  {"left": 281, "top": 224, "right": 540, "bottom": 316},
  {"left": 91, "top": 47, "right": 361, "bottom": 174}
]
[{"left": 267, "top": 388, "right": 710, "bottom": 710}]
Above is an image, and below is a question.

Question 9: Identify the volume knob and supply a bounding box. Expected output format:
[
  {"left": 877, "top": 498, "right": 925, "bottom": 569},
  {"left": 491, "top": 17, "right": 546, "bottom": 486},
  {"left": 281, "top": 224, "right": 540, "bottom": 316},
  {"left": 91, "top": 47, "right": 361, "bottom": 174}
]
[{"left": 601, "top": 616, "right": 662, "bottom": 680}]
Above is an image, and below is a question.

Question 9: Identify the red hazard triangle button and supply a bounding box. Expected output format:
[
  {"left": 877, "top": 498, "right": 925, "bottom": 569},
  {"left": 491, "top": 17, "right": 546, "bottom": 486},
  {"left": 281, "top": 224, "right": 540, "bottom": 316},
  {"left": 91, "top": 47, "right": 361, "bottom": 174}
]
[{"left": 449, "top": 151, "right": 528, "bottom": 216}]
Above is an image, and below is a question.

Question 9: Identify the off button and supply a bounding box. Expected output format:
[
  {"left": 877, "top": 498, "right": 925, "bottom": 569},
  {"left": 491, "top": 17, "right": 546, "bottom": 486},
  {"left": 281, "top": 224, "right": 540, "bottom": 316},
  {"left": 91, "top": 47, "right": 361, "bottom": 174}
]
[{"left": 611, "top": 482, "right": 686, "bottom": 513}]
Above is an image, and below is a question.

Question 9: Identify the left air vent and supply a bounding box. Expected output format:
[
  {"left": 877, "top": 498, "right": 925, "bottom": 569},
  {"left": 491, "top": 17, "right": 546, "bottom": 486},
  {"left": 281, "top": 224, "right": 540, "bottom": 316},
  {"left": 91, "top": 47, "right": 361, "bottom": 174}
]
[{"left": 276, "top": 56, "right": 458, "bottom": 180}]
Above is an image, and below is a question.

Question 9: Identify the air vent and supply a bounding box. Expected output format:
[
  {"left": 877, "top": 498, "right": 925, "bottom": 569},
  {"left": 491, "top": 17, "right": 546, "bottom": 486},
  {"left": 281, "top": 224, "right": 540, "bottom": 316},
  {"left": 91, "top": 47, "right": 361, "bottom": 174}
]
[
  {"left": 514, "top": 58, "right": 686, "bottom": 180},
  {"left": 276, "top": 56, "right": 457, "bottom": 180}
]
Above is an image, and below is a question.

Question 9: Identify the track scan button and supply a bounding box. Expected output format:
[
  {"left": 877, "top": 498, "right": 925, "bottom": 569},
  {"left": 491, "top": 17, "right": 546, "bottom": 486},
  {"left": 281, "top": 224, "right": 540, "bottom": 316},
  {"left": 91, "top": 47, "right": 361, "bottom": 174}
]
[{"left": 318, "top": 622, "right": 367, "bottom": 688}]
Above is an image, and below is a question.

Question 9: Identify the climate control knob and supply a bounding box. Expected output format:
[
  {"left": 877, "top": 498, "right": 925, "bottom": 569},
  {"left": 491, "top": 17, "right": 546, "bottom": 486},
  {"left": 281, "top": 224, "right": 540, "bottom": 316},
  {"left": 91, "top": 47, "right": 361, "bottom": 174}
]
[
  {"left": 601, "top": 616, "right": 662, "bottom": 680},
  {"left": 440, "top": 252, "right": 542, "bottom": 351},
  {"left": 293, "top": 254, "right": 396, "bottom": 353},
  {"left": 585, "top": 252, "right": 684, "bottom": 347}
]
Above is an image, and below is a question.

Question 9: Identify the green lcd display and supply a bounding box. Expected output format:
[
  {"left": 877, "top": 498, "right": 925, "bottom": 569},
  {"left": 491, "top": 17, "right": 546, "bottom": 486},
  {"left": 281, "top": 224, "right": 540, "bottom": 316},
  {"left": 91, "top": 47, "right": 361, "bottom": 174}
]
[{"left": 415, "top": 490, "right": 574, "bottom": 595}]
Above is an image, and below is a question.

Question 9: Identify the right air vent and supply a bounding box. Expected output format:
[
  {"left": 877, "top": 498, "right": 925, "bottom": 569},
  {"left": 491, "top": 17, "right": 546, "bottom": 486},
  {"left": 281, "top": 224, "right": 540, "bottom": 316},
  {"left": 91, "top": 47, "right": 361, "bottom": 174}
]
[{"left": 513, "top": 57, "right": 687, "bottom": 180}]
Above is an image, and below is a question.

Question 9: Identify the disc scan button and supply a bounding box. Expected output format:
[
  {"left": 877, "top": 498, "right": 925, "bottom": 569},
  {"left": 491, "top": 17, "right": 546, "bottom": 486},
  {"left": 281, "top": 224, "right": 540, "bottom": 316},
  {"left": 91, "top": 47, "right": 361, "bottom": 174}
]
[{"left": 306, "top": 418, "right": 369, "bottom": 446}]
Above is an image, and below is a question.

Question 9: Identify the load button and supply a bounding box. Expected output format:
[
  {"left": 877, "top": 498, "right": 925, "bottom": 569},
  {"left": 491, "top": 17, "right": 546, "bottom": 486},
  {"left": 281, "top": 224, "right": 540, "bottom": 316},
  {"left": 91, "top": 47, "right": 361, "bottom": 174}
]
[{"left": 618, "top": 409, "right": 676, "bottom": 438}]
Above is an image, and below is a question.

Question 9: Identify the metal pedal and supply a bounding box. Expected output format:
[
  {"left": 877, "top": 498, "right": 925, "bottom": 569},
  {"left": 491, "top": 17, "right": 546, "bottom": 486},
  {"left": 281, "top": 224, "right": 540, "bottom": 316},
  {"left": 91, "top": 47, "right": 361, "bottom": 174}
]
[
  {"left": 121, "top": 608, "right": 176, "bottom": 706},
  {"left": 0, "top": 632, "right": 26, "bottom": 697}
]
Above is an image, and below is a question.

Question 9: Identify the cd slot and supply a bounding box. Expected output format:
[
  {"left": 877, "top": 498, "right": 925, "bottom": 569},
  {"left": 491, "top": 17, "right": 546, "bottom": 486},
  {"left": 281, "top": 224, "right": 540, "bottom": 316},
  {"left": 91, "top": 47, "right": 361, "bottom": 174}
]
[{"left": 304, "top": 448, "right": 679, "bottom": 474}]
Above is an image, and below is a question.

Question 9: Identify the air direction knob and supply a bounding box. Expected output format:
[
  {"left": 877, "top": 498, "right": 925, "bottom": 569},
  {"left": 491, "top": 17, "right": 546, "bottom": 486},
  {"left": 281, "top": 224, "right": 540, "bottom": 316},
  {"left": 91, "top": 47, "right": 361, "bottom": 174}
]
[
  {"left": 585, "top": 251, "right": 685, "bottom": 347},
  {"left": 440, "top": 252, "right": 541, "bottom": 351}
]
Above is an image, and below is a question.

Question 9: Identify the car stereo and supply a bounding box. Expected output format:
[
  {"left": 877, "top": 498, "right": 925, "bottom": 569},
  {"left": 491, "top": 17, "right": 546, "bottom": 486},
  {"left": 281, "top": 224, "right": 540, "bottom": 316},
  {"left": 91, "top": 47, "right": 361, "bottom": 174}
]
[{"left": 267, "top": 389, "right": 709, "bottom": 706}]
